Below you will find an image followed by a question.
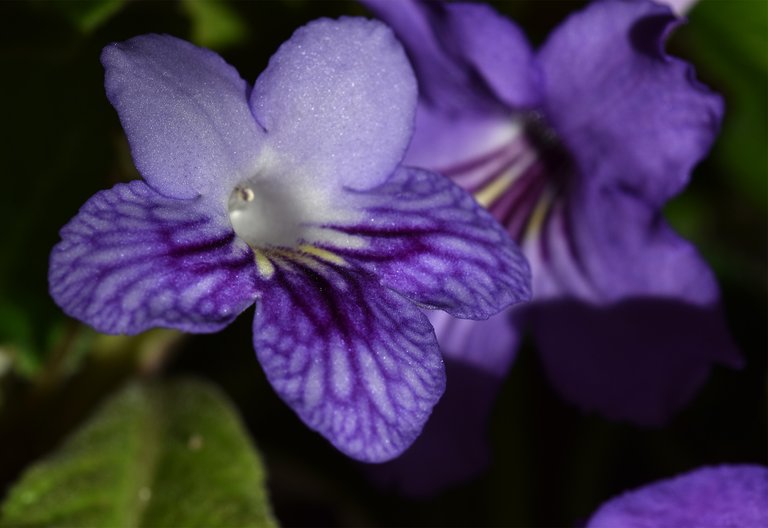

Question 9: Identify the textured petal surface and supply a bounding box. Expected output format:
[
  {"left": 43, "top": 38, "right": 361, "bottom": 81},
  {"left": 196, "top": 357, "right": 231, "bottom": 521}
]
[
  {"left": 253, "top": 261, "right": 445, "bottom": 462},
  {"left": 49, "top": 181, "right": 257, "bottom": 335},
  {"left": 251, "top": 17, "right": 416, "bottom": 192},
  {"left": 326, "top": 166, "right": 531, "bottom": 319},
  {"left": 102, "top": 34, "right": 263, "bottom": 200},
  {"left": 588, "top": 465, "right": 768, "bottom": 528},
  {"left": 538, "top": 0, "right": 723, "bottom": 205},
  {"left": 532, "top": 298, "right": 742, "bottom": 426}
]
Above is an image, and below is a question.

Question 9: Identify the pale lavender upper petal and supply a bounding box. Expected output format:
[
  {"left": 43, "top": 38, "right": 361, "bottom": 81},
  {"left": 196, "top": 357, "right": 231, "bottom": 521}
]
[
  {"left": 250, "top": 17, "right": 416, "bottom": 192},
  {"left": 49, "top": 181, "right": 257, "bottom": 335},
  {"left": 588, "top": 465, "right": 768, "bottom": 528},
  {"left": 102, "top": 34, "right": 264, "bottom": 200},
  {"left": 538, "top": 0, "right": 723, "bottom": 205},
  {"left": 253, "top": 261, "right": 445, "bottom": 462},
  {"left": 325, "top": 166, "right": 531, "bottom": 319}
]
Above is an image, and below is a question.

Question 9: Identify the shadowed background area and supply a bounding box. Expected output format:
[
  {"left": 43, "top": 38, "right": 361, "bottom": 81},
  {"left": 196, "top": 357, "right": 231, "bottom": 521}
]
[{"left": 0, "top": 1, "right": 765, "bottom": 526}]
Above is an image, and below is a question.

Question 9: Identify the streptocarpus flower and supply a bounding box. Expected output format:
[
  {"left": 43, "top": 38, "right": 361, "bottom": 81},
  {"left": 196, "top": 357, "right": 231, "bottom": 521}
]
[
  {"left": 587, "top": 465, "right": 768, "bottom": 527},
  {"left": 365, "top": 0, "right": 742, "bottom": 424},
  {"left": 363, "top": 0, "right": 742, "bottom": 490},
  {"left": 48, "top": 19, "right": 531, "bottom": 462}
]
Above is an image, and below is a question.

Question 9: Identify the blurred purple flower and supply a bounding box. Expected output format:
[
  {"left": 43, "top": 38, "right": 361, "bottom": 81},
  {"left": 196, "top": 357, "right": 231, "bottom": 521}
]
[
  {"left": 364, "top": 0, "right": 742, "bottom": 492},
  {"left": 588, "top": 465, "right": 768, "bottom": 527},
  {"left": 48, "top": 19, "right": 531, "bottom": 462}
]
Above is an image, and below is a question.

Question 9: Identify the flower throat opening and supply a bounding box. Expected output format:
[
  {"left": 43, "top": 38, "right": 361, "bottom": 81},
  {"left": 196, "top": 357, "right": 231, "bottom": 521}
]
[{"left": 227, "top": 179, "right": 304, "bottom": 249}]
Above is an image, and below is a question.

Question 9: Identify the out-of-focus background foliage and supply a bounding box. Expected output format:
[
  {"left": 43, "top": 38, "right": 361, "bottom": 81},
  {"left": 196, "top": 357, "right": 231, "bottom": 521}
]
[{"left": 0, "top": 0, "right": 765, "bottom": 526}]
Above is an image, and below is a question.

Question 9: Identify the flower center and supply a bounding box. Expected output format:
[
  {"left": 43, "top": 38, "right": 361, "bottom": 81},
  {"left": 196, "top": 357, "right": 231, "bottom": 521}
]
[
  {"left": 435, "top": 112, "right": 571, "bottom": 244},
  {"left": 227, "top": 179, "right": 304, "bottom": 249}
]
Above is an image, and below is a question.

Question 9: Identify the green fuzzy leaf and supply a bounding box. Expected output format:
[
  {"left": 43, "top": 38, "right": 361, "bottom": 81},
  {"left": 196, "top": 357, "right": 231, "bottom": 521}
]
[{"left": 0, "top": 379, "right": 277, "bottom": 528}]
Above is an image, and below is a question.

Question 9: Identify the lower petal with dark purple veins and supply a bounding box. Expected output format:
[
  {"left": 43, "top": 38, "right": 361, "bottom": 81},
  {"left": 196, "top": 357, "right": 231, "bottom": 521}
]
[
  {"left": 49, "top": 181, "right": 258, "bottom": 335},
  {"left": 253, "top": 259, "right": 445, "bottom": 462},
  {"left": 325, "top": 166, "right": 531, "bottom": 320}
]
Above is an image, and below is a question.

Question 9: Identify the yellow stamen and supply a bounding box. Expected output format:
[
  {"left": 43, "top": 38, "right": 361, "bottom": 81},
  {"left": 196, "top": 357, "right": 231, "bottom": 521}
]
[
  {"left": 524, "top": 186, "right": 557, "bottom": 241},
  {"left": 298, "top": 244, "right": 347, "bottom": 266},
  {"left": 474, "top": 152, "right": 538, "bottom": 208},
  {"left": 253, "top": 249, "right": 275, "bottom": 279}
]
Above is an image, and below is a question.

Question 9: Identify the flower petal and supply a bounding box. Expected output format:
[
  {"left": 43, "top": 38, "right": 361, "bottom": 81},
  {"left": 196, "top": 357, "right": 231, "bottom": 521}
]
[
  {"left": 102, "top": 34, "right": 263, "bottom": 200},
  {"left": 361, "top": 0, "right": 491, "bottom": 115},
  {"left": 368, "top": 309, "right": 525, "bottom": 496},
  {"left": 532, "top": 298, "right": 742, "bottom": 426},
  {"left": 49, "top": 181, "right": 257, "bottom": 335},
  {"left": 427, "top": 2, "right": 541, "bottom": 110},
  {"left": 251, "top": 18, "right": 416, "bottom": 192},
  {"left": 253, "top": 261, "right": 445, "bottom": 462},
  {"left": 538, "top": 0, "right": 723, "bottom": 205},
  {"left": 428, "top": 308, "right": 524, "bottom": 372},
  {"left": 527, "top": 186, "right": 724, "bottom": 306},
  {"left": 362, "top": 0, "right": 540, "bottom": 112},
  {"left": 367, "top": 357, "right": 503, "bottom": 496},
  {"left": 587, "top": 465, "right": 768, "bottom": 528},
  {"left": 522, "top": 184, "right": 740, "bottom": 423},
  {"left": 326, "top": 166, "right": 531, "bottom": 319}
]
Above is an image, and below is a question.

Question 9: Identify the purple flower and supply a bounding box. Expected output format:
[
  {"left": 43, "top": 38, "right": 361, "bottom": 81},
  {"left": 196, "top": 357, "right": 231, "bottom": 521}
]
[
  {"left": 48, "top": 19, "right": 531, "bottom": 462},
  {"left": 363, "top": 0, "right": 742, "bottom": 491},
  {"left": 588, "top": 465, "right": 768, "bottom": 527}
]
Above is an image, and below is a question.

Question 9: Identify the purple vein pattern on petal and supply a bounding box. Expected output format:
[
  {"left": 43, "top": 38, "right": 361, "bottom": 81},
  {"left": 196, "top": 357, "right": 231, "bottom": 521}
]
[
  {"left": 251, "top": 17, "right": 416, "bottom": 192},
  {"left": 102, "top": 34, "right": 263, "bottom": 200},
  {"left": 587, "top": 465, "right": 768, "bottom": 528},
  {"left": 326, "top": 166, "right": 531, "bottom": 319},
  {"left": 538, "top": 0, "right": 723, "bottom": 205},
  {"left": 254, "top": 262, "right": 445, "bottom": 462},
  {"left": 49, "top": 181, "right": 257, "bottom": 335}
]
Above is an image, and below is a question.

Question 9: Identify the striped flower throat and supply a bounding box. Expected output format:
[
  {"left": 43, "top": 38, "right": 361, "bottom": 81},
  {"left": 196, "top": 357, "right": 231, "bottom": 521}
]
[{"left": 436, "top": 113, "right": 572, "bottom": 246}]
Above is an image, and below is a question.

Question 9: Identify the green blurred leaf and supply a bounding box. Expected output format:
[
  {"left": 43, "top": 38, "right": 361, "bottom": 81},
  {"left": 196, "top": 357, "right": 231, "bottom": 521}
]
[
  {"left": 182, "top": 0, "right": 248, "bottom": 49},
  {"left": 0, "top": 300, "right": 39, "bottom": 378},
  {"left": 40, "top": 0, "right": 127, "bottom": 33},
  {"left": 0, "top": 379, "right": 277, "bottom": 527},
  {"left": 686, "top": 0, "right": 768, "bottom": 210}
]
